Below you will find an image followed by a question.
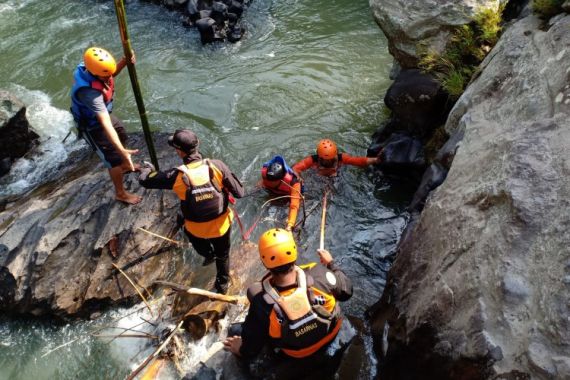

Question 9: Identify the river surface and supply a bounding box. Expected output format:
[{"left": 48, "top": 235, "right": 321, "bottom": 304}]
[{"left": 0, "top": 0, "right": 413, "bottom": 378}]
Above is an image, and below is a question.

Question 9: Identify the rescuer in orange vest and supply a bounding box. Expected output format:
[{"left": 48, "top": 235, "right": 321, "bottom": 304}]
[
  {"left": 223, "top": 228, "right": 353, "bottom": 378},
  {"left": 139, "top": 130, "right": 245, "bottom": 293}
]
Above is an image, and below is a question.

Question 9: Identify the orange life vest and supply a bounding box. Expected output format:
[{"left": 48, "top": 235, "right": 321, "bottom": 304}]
[{"left": 264, "top": 267, "right": 342, "bottom": 358}]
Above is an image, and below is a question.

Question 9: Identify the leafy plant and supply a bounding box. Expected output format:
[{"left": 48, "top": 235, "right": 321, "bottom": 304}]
[
  {"left": 418, "top": 6, "right": 504, "bottom": 98},
  {"left": 533, "top": 0, "right": 564, "bottom": 18}
]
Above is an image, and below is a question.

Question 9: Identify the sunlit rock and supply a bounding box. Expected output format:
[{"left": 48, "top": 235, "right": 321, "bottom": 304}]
[
  {"left": 369, "top": 0, "right": 502, "bottom": 68},
  {"left": 370, "top": 13, "right": 570, "bottom": 380}
]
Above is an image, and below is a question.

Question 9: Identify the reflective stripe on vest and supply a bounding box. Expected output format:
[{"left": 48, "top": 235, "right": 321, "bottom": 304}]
[
  {"left": 264, "top": 267, "right": 340, "bottom": 358},
  {"left": 175, "top": 159, "right": 227, "bottom": 223}
]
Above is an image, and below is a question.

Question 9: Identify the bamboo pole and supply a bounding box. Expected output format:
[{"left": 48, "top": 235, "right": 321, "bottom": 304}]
[
  {"left": 319, "top": 190, "right": 328, "bottom": 250},
  {"left": 113, "top": 0, "right": 159, "bottom": 170},
  {"left": 137, "top": 227, "right": 182, "bottom": 245},
  {"left": 154, "top": 280, "right": 247, "bottom": 304},
  {"left": 112, "top": 263, "right": 154, "bottom": 317},
  {"left": 126, "top": 320, "right": 184, "bottom": 380}
]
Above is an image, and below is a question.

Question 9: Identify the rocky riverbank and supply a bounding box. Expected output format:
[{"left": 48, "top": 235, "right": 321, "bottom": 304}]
[
  {"left": 368, "top": 0, "right": 570, "bottom": 378},
  {"left": 0, "top": 133, "right": 198, "bottom": 320}
]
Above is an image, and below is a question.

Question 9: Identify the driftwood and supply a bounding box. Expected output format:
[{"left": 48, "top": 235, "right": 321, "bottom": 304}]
[
  {"left": 154, "top": 280, "right": 247, "bottom": 305},
  {"left": 182, "top": 300, "right": 228, "bottom": 339},
  {"left": 126, "top": 320, "right": 184, "bottom": 380},
  {"left": 112, "top": 263, "right": 154, "bottom": 317}
]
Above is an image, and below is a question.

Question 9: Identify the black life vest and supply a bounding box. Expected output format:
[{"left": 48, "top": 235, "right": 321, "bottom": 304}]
[{"left": 176, "top": 159, "right": 228, "bottom": 223}]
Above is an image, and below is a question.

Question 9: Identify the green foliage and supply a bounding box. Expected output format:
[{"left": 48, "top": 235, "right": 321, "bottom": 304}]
[
  {"left": 441, "top": 69, "right": 467, "bottom": 97},
  {"left": 473, "top": 6, "right": 503, "bottom": 45},
  {"left": 533, "top": 0, "right": 564, "bottom": 18},
  {"left": 418, "top": 6, "right": 504, "bottom": 98}
]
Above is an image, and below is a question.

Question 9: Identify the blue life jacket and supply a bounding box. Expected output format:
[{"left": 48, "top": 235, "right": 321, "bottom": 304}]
[{"left": 70, "top": 63, "right": 114, "bottom": 130}]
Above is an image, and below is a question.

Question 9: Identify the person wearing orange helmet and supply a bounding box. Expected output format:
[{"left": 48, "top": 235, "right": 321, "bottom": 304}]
[
  {"left": 70, "top": 47, "right": 141, "bottom": 205},
  {"left": 223, "top": 228, "right": 353, "bottom": 378},
  {"left": 292, "top": 138, "right": 380, "bottom": 177}
]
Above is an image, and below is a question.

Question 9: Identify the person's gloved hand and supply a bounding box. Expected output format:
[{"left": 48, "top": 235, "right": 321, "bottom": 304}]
[
  {"left": 142, "top": 161, "right": 155, "bottom": 172},
  {"left": 138, "top": 161, "right": 156, "bottom": 182}
]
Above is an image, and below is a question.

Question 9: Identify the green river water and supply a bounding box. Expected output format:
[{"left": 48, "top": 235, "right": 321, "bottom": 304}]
[{"left": 0, "top": 0, "right": 413, "bottom": 378}]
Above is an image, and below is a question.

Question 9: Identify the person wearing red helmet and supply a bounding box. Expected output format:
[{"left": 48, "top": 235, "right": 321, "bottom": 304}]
[
  {"left": 292, "top": 139, "right": 379, "bottom": 177},
  {"left": 223, "top": 228, "right": 353, "bottom": 378},
  {"left": 70, "top": 47, "right": 141, "bottom": 205}
]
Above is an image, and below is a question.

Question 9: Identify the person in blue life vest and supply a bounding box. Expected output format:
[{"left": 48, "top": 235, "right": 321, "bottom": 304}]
[
  {"left": 70, "top": 47, "right": 141, "bottom": 205},
  {"left": 138, "top": 130, "right": 245, "bottom": 294},
  {"left": 259, "top": 155, "right": 303, "bottom": 231},
  {"left": 223, "top": 228, "right": 353, "bottom": 379}
]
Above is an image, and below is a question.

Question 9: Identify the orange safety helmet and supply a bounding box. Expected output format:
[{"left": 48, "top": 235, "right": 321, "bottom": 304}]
[
  {"left": 258, "top": 228, "right": 298, "bottom": 269},
  {"left": 84, "top": 47, "right": 117, "bottom": 77},
  {"left": 316, "top": 139, "right": 338, "bottom": 160}
]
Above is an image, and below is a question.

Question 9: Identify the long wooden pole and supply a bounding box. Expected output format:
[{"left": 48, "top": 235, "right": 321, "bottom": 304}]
[
  {"left": 126, "top": 320, "right": 183, "bottom": 380},
  {"left": 319, "top": 190, "right": 328, "bottom": 250},
  {"left": 112, "top": 263, "right": 154, "bottom": 317},
  {"left": 113, "top": 0, "right": 159, "bottom": 170},
  {"left": 154, "top": 280, "right": 247, "bottom": 304}
]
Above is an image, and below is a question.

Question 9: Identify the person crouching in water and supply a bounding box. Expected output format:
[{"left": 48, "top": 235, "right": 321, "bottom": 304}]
[
  {"left": 292, "top": 138, "right": 379, "bottom": 178},
  {"left": 138, "top": 130, "right": 244, "bottom": 294},
  {"left": 223, "top": 228, "right": 353, "bottom": 379},
  {"left": 260, "top": 155, "right": 302, "bottom": 231}
]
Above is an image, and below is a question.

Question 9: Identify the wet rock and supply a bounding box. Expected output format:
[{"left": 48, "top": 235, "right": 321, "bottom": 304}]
[
  {"left": 528, "top": 342, "right": 556, "bottom": 377},
  {"left": 501, "top": 272, "right": 530, "bottom": 303},
  {"left": 552, "top": 356, "right": 570, "bottom": 378},
  {"left": 146, "top": 0, "right": 250, "bottom": 44},
  {"left": 369, "top": 0, "right": 503, "bottom": 68},
  {"left": 370, "top": 13, "right": 570, "bottom": 380},
  {"left": 384, "top": 69, "right": 449, "bottom": 137},
  {"left": 0, "top": 133, "right": 198, "bottom": 319},
  {"left": 0, "top": 90, "right": 39, "bottom": 177},
  {"left": 0, "top": 158, "right": 11, "bottom": 177},
  {"left": 376, "top": 133, "right": 426, "bottom": 181}
]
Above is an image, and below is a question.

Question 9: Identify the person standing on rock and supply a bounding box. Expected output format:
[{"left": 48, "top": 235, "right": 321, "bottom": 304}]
[
  {"left": 70, "top": 47, "right": 141, "bottom": 205},
  {"left": 223, "top": 228, "right": 353, "bottom": 378},
  {"left": 138, "top": 130, "right": 245, "bottom": 294},
  {"left": 292, "top": 139, "right": 380, "bottom": 178}
]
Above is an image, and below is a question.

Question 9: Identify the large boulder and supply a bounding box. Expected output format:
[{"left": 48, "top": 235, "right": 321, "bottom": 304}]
[
  {"left": 384, "top": 69, "right": 449, "bottom": 137},
  {"left": 370, "top": 13, "right": 570, "bottom": 380},
  {"left": 0, "top": 134, "right": 202, "bottom": 319},
  {"left": 369, "top": 0, "right": 502, "bottom": 68},
  {"left": 0, "top": 90, "right": 39, "bottom": 177}
]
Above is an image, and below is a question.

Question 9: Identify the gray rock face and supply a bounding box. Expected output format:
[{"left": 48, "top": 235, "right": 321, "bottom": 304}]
[
  {"left": 0, "top": 134, "right": 202, "bottom": 319},
  {"left": 369, "top": 0, "right": 502, "bottom": 68},
  {"left": 0, "top": 90, "right": 39, "bottom": 175},
  {"left": 371, "top": 13, "right": 570, "bottom": 380}
]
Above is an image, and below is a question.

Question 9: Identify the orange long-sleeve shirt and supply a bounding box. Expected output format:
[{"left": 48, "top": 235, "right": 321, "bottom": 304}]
[
  {"left": 292, "top": 153, "right": 373, "bottom": 177},
  {"left": 258, "top": 178, "right": 302, "bottom": 229}
]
